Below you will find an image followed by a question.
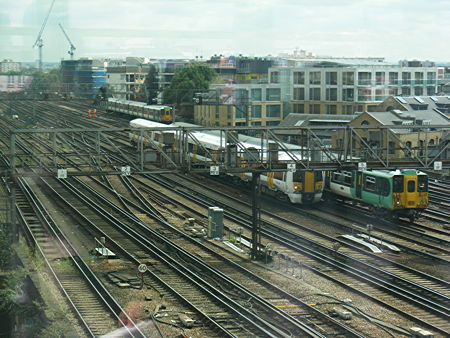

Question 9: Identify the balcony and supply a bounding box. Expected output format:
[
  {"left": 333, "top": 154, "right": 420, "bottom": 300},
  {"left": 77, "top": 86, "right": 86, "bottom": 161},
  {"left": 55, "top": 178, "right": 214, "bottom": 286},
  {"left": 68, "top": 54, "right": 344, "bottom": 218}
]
[{"left": 356, "top": 80, "right": 438, "bottom": 87}]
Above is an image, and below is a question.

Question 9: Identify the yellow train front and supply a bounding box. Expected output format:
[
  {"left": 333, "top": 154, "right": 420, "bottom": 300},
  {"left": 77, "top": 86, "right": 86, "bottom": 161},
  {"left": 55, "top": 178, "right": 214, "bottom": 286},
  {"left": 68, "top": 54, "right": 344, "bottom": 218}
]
[{"left": 290, "top": 170, "right": 324, "bottom": 204}]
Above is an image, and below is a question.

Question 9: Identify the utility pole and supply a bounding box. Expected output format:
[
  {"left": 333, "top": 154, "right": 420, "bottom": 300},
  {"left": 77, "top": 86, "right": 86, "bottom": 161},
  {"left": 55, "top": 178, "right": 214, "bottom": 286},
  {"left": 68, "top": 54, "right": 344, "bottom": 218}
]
[
  {"left": 32, "top": 0, "right": 56, "bottom": 70},
  {"left": 251, "top": 172, "right": 261, "bottom": 260}
]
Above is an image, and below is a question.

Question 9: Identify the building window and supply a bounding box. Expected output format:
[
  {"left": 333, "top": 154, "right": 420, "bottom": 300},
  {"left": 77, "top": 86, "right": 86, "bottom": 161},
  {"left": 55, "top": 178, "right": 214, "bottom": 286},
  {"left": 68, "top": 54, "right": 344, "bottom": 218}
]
[
  {"left": 266, "top": 121, "right": 279, "bottom": 126},
  {"left": 402, "top": 87, "right": 411, "bottom": 96},
  {"left": 293, "top": 87, "right": 305, "bottom": 100},
  {"left": 252, "top": 122, "right": 261, "bottom": 126},
  {"left": 309, "top": 71, "right": 321, "bottom": 85},
  {"left": 375, "top": 72, "right": 385, "bottom": 85},
  {"left": 266, "top": 104, "right": 281, "bottom": 117},
  {"left": 375, "top": 89, "right": 384, "bottom": 101},
  {"left": 358, "top": 88, "right": 371, "bottom": 101},
  {"left": 309, "top": 88, "right": 321, "bottom": 100},
  {"left": 251, "top": 105, "right": 262, "bottom": 118},
  {"left": 427, "top": 87, "right": 435, "bottom": 95},
  {"left": 326, "top": 104, "right": 337, "bottom": 114},
  {"left": 343, "top": 72, "right": 354, "bottom": 85},
  {"left": 427, "top": 72, "right": 436, "bottom": 84},
  {"left": 414, "top": 87, "right": 423, "bottom": 96},
  {"left": 326, "top": 72, "right": 337, "bottom": 85},
  {"left": 358, "top": 72, "right": 371, "bottom": 85},
  {"left": 309, "top": 104, "right": 320, "bottom": 114},
  {"left": 293, "top": 71, "right": 305, "bottom": 84},
  {"left": 342, "top": 88, "right": 354, "bottom": 101},
  {"left": 388, "top": 87, "right": 398, "bottom": 96},
  {"left": 415, "top": 72, "right": 423, "bottom": 85},
  {"left": 266, "top": 88, "right": 281, "bottom": 101},
  {"left": 389, "top": 72, "right": 399, "bottom": 85},
  {"left": 343, "top": 105, "right": 355, "bottom": 115},
  {"left": 235, "top": 105, "right": 247, "bottom": 119},
  {"left": 270, "top": 71, "right": 279, "bottom": 83},
  {"left": 389, "top": 141, "right": 396, "bottom": 154},
  {"left": 402, "top": 72, "right": 411, "bottom": 85},
  {"left": 251, "top": 88, "right": 262, "bottom": 101},
  {"left": 326, "top": 88, "right": 337, "bottom": 101},
  {"left": 293, "top": 103, "right": 305, "bottom": 113}
]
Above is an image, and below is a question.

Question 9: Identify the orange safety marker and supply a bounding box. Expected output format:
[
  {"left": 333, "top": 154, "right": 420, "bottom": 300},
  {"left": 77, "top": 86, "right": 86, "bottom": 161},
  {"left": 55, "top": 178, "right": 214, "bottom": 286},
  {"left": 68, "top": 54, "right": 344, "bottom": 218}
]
[{"left": 87, "top": 109, "right": 97, "bottom": 117}]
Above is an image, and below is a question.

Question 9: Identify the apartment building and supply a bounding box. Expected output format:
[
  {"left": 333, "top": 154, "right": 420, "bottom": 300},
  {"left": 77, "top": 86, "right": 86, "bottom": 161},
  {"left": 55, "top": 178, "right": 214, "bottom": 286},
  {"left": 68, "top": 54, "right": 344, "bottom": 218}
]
[
  {"left": 106, "top": 58, "right": 150, "bottom": 101},
  {"left": 0, "top": 59, "right": 21, "bottom": 73},
  {"left": 0, "top": 75, "right": 32, "bottom": 92},
  {"left": 268, "top": 60, "right": 443, "bottom": 115},
  {"left": 61, "top": 59, "right": 106, "bottom": 98},
  {"left": 193, "top": 82, "right": 285, "bottom": 127}
]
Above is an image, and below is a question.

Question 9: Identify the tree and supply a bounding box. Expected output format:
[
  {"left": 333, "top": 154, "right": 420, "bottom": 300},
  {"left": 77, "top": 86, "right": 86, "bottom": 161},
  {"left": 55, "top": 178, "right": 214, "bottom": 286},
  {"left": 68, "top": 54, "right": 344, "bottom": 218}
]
[
  {"left": 162, "top": 63, "right": 216, "bottom": 107},
  {"left": 144, "top": 64, "right": 159, "bottom": 104},
  {"left": 28, "top": 68, "right": 61, "bottom": 98}
]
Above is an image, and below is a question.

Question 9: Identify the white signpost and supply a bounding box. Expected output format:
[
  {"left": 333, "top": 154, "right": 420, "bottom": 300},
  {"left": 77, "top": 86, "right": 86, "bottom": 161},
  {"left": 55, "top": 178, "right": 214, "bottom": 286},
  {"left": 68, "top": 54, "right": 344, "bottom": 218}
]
[
  {"left": 121, "top": 166, "right": 131, "bottom": 176},
  {"left": 287, "top": 163, "right": 296, "bottom": 172},
  {"left": 434, "top": 161, "right": 442, "bottom": 171},
  {"left": 138, "top": 263, "right": 147, "bottom": 274},
  {"left": 57, "top": 169, "right": 67, "bottom": 179},
  {"left": 210, "top": 165, "right": 220, "bottom": 176},
  {"left": 358, "top": 162, "right": 367, "bottom": 171}
]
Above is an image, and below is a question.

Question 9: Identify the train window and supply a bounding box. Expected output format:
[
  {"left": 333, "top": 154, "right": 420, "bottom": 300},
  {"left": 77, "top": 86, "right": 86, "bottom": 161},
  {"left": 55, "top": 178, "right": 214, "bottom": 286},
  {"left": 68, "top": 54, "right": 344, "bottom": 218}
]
[
  {"left": 314, "top": 171, "right": 323, "bottom": 181},
  {"left": 377, "top": 178, "right": 390, "bottom": 196},
  {"left": 364, "top": 175, "right": 376, "bottom": 192},
  {"left": 407, "top": 180, "right": 416, "bottom": 192},
  {"left": 343, "top": 171, "right": 353, "bottom": 186},
  {"left": 332, "top": 172, "right": 342, "bottom": 182},
  {"left": 393, "top": 175, "right": 404, "bottom": 193},
  {"left": 418, "top": 175, "right": 428, "bottom": 192},
  {"left": 293, "top": 171, "right": 305, "bottom": 182}
]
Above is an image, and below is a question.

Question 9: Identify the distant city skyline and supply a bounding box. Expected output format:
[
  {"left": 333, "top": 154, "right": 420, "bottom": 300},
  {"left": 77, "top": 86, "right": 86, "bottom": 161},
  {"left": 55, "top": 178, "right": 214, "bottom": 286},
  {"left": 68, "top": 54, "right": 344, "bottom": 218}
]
[{"left": 1, "top": 0, "right": 449, "bottom": 63}]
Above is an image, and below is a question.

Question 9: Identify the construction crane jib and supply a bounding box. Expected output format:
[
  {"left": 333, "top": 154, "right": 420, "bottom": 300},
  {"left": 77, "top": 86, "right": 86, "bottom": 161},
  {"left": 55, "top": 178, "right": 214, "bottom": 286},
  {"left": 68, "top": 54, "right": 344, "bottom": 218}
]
[
  {"left": 32, "top": 0, "right": 56, "bottom": 71},
  {"left": 59, "top": 23, "right": 76, "bottom": 60}
]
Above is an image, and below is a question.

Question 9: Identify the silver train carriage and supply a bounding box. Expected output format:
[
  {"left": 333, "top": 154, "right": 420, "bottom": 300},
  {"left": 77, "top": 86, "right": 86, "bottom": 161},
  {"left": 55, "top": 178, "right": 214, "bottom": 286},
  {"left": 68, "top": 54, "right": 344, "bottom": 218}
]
[{"left": 129, "top": 118, "right": 323, "bottom": 204}]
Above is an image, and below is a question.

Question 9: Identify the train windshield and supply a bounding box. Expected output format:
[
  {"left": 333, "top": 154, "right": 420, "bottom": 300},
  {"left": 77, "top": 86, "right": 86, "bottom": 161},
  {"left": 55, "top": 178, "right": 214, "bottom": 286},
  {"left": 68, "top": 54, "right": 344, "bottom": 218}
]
[
  {"left": 293, "top": 171, "right": 304, "bottom": 182},
  {"left": 407, "top": 180, "right": 416, "bottom": 192},
  {"left": 418, "top": 175, "right": 428, "bottom": 192},
  {"left": 393, "top": 175, "right": 404, "bottom": 193},
  {"left": 314, "top": 171, "right": 323, "bottom": 181}
]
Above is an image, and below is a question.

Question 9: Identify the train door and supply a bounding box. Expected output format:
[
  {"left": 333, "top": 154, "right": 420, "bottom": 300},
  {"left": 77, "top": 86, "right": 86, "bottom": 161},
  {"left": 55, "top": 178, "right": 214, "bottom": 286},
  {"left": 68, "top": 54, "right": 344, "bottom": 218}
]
[
  {"left": 404, "top": 175, "right": 417, "bottom": 208},
  {"left": 355, "top": 171, "right": 362, "bottom": 199},
  {"left": 304, "top": 171, "right": 314, "bottom": 193}
]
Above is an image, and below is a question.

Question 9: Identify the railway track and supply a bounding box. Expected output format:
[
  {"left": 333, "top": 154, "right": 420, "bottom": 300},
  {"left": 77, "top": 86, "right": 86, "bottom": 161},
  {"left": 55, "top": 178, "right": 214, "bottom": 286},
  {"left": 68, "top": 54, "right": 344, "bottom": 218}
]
[
  {"left": 39, "top": 174, "right": 327, "bottom": 337},
  {"left": 81, "top": 172, "right": 364, "bottom": 337},
  {"left": 138, "top": 172, "right": 450, "bottom": 335},
  {"left": 10, "top": 176, "right": 144, "bottom": 337}
]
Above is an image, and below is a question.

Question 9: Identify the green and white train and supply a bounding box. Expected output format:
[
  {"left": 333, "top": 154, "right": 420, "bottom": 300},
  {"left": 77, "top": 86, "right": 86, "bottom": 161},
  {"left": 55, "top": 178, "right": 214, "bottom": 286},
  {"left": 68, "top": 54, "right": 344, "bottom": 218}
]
[{"left": 325, "top": 169, "right": 428, "bottom": 221}]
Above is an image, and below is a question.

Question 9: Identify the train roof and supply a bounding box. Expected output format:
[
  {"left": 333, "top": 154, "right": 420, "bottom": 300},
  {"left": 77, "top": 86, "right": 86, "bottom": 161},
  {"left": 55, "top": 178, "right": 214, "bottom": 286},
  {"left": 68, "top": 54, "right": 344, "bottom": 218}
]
[
  {"left": 130, "top": 118, "right": 308, "bottom": 160},
  {"left": 129, "top": 118, "right": 169, "bottom": 129},
  {"left": 364, "top": 169, "right": 426, "bottom": 177},
  {"left": 108, "top": 98, "right": 171, "bottom": 110}
]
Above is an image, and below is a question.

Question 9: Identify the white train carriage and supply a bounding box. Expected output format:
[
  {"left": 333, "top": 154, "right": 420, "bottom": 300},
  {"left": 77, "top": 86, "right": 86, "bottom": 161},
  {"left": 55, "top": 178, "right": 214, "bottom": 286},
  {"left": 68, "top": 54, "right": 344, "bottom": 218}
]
[{"left": 129, "top": 118, "right": 323, "bottom": 204}]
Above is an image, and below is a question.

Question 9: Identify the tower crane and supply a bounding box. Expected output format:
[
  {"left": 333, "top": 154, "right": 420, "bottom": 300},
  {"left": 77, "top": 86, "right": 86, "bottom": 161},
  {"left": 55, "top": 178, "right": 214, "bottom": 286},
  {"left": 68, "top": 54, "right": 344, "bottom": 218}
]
[
  {"left": 58, "top": 23, "right": 76, "bottom": 60},
  {"left": 32, "top": 0, "right": 56, "bottom": 70}
]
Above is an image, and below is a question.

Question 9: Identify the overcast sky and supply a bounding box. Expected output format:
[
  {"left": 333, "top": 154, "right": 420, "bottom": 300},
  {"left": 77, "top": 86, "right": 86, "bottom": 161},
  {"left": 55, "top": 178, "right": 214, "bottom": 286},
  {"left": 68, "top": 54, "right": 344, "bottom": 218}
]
[{"left": 0, "top": 0, "right": 449, "bottom": 63}]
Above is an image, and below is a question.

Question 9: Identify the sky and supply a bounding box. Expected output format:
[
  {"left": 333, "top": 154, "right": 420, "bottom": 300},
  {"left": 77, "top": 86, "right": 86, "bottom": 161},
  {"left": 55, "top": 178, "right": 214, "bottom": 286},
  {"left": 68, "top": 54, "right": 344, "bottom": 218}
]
[{"left": 0, "top": 0, "right": 449, "bottom": 63}]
